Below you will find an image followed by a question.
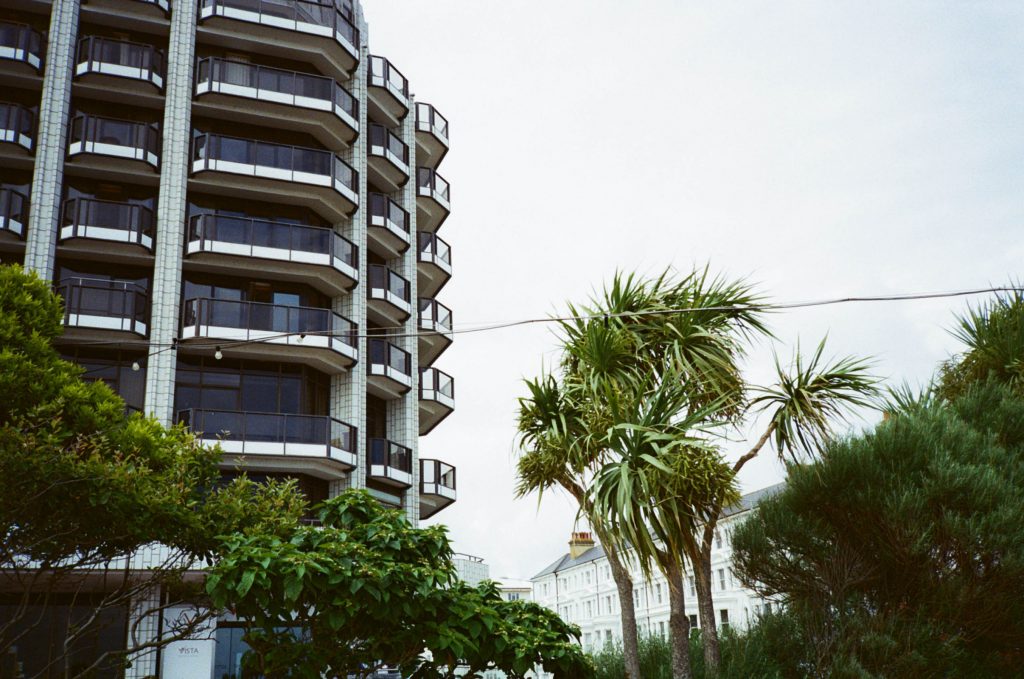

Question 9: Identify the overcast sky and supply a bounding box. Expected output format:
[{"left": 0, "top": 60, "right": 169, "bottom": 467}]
[{"left": 364, "top": 1, "right": 1023, "bottom": 581}]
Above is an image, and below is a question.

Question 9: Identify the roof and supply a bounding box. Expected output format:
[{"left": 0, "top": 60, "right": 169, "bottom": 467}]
[{"left": 530, "top": 482, "right": 786, "bottom": 580}]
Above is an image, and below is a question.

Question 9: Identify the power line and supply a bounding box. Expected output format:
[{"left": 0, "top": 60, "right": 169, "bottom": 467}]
[{"left": 64, "top": 285, "right": 1023, "bottom": 359}]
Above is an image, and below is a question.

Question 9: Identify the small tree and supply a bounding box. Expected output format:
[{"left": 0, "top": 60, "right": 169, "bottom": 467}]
[
  {"left": 207, "top": 490, "right": 593, "bottom": 678},
  {"left": 0, "top": 264, "right": 305, "bottom": 678}
]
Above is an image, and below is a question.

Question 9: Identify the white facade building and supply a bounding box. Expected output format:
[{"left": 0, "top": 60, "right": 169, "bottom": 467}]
[{"left": 530, "top": 484, "right": 783, "bottom": 652}]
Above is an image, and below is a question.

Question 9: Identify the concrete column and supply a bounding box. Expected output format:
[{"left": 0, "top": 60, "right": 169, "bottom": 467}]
[
  {"left": 330, "top": 13, "right": 370, "bottom": 496},
  {"left": 23, "top": 0, "right": 80, "bottom": 279},
  {"left": 144, "top": 0, "right": 198, "bottom": 425}
]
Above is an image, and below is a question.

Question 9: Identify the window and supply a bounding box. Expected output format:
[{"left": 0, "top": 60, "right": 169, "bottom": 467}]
[
  {"left": 605, "top": 630, "right": 612, "bottom": 645},
  {"left": 689, "top": 614, "right": 698, "bottom": 629},
  {"left": 585, "top": 571, "right": 591, "bottom": 585},
  {"left": 606, "top": 595, "right": 613, "bottom": 614},
  {"left": 585, "top": 601, "right": 592, "bottom": 618},
  {"left": 543, "top": 583, "right": 549, "bottom": 596},
  {"left": 715, "top": 530, "right": 722, "bottom": 549},
  {"left": 765, "top": 602, "right": 773, "bottom": 614},
  {"left": 718, "top": 569, "right": 726, "bottom": 591},
  {"left": 659, "top": 621, "right": 666, "bottom": 637},
  {"left": 688, "top": 576, "right": 695, "bottom": 597},
  {"left": 655, "top": 583, "right": 663, "bottom": 604},
  {"left": 720, "top": 609, "right": 730, "bottom": 630}
]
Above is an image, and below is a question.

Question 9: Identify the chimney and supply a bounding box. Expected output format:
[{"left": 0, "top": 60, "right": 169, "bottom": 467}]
[{"left": 568, "top": 531, "right": 595, "bottom": 559}]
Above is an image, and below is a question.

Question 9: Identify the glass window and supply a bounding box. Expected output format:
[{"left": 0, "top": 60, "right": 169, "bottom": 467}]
[{"left": 241, "top": 374, "right": 278, "bottom": 413}]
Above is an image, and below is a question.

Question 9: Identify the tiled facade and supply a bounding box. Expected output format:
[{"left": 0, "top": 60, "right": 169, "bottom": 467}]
[{"left": 0, "top": 0, "right": 457, "bottom": 673}]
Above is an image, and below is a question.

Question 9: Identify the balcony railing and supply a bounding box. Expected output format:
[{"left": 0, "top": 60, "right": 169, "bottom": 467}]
[
  {"left": 0, "top": 187, "right": 28, "bottom": 238},
  {"left": 0, "top": 103, "right": 34, "bottom": 152},
  {"left": 369, "top": 123, "right": 409, "bottom": 169},
  {"left": 420, "top": 367, "right": 454, "bottom": 402},
  {"left": 368, "top": 264, "right": 411, "bottom": 308},
  {"left": 417, "top": 167, "right": 450, "bottom": 206},
  {"left": 421, "top": 459, "right": 456, "bottom": 494},
  {"left": 186, "top": 213, "right": 357, "bottom": 277},
  {"left": 415, "top": 102, "right": 449, "bottom": 144},
  {"left": 68, "top": 113, "right": 160, "bottom": 167},
  {"left": 418, "top": 232, "right": 451, "bottom": 267},
  {"left": 368, "top": 192, "right": 409, "bottom": 238},
  {"left": 419, "top": 298, "right": 453, "bottom": 333},
  {"left": 192, "top": 132, "right": 358, "bottom": 204},
  {"left": 368, "top": 438, "right": 412, "bottom": 474},
  {"left": 0, "top": 22, "right": 44, "bottom": 71},
  {"left": 195, "top": 57, "right": 357, "bottom": 129},
  {"left": 179, "top": 408, "right": 356, "bottom": 463},
  {"left": 199, "top": 0, "right": 359, "bottom": 61},
  {"left": 61, "top": 197, "right": 155, "bottom": 250},
  {"left": 182, "top": 297, "right": 357, "bottom": 357},
  {"left": 57, "top": 277, "right": 148, "bottom": 335},
  {"left": 133, "top": 0, "right": 170, "bottom": 13},
  {"left": 369, "top": 55, "right": 408, "bottom": 103},
  {"left": 76, "top": 36, "right": 164, "bottom": 89},
  {"left": 368, "top": 338, "right": 411, "bottom": 379}
]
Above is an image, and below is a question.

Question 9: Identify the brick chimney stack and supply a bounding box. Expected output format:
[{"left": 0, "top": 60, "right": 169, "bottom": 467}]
[{"left": 569, "top": 531, "right": 595, "bottom": 559}]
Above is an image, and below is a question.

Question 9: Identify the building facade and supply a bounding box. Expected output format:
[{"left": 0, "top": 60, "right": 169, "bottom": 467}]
[
  {"left": 0, "top": 0, "right": 456, "bottom": 674},
  {"left": 453, "top": 553, "right": 491, "bottom": 588},
  {"left": 530, "top": 485, "right": 783, "bottom": 653}
]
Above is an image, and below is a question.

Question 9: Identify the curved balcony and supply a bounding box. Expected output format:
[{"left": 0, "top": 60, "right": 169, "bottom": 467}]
[
  {"left": 367, "top": 193, "right": 410, "bottom": 257},
  {"left": 367, "top": 338, "right": 411, "bottom": 398},
  {"left": 418, "top": 298, "right": 453, "bottom": 366},
  {"left": 67, "top": 114, "right": 161, "bottom": 180},
  {"left": 419, "top": 367, "right": 454, "bottom": 435},
  {"left": 368, "top": 438, "right": 412, "bottom": 488},
  {"left": 420, "top": 459, "right": 456, "bottom": 520},
  {"left": 198, "top": 0, "right": 359, "bottom": 81},
  {"left": 185, "top": 214, "right": 357, "bottom": 296},
  {"left": 57, "top": 277, "right": 148, "bottom": 337},
  {"left": 368, "top": 55, "right": 408, "bottom": 126},
  {"left": 416, "top": 167, "right": 450, "bottom": 232},
  {"left": 0, "top": 187, "right": 28, "bottom": 241},
  {"left": 415, "top": 103, "right": 449, "bottom": 168},
  {"left": 180, "top": 297, "right": 357, "bottom": 374},
  {"left": 75, "top": 36, "right": 164, "bottom": 92},
  {"left": 195, "top": 58, "right": 358, "bottom": 148},
  {"left": 191, "top": 132, "right": 358, "bottom": 221},
  {"left": 367, "top": 264, "right": 411, "bottom": 325},
  {"left": 417, "top": 232, "right": 451, "bottom": 297},
  {"left": 179, "top": 408, "right": 357, "bottom": 478},
  {"left": 59, "top": 198, "right": 154, "bottom": 260},
  {"left": 368, "top": 124, "right": 409, "bottom": 191},
  {"left": 0, "top": 22, "right": 44, "bottom": 74},
  {"left": 0, "top": 103, "right": 34, "bottom": 162}
]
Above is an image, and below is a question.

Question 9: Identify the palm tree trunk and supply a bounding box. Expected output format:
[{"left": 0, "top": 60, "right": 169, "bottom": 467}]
[
  {"left": 606, "top": 547, "right": 642, "bottom": 679},
  {"left": 665, "top": 558, "right": 693, "bottom": 679},
  {"left": 694, "top": 543, "right": 720, "bottom": 676}
]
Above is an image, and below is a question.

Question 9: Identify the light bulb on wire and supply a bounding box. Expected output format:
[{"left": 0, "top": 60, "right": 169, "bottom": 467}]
[{"left": 214, "top": 346, "right": 223, "bottom": 360}]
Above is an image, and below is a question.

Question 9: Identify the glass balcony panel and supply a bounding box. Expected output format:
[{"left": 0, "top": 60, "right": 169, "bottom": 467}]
[
  {"left": 0, "top": 23, "right": 43, "bottom": 67},
  {"left": 217, "top": 136, "right": 252, "bottom": 164},
  {"left": 294, "top": 147, "right": 330, "bottom": 175}
]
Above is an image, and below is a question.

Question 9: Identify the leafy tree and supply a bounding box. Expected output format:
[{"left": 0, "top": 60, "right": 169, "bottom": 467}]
[
  {"left": 207, "top": 490, "right": 593, "bottom": 678},
  {"left": 733, "top": 382, "right": 1024, "bottom": 678},
  {"left": 0, "top": 264, "right": 304, "bottom": 678},
  {"left": 938, "top": 289, "right": 1024, "bottom": 400}
]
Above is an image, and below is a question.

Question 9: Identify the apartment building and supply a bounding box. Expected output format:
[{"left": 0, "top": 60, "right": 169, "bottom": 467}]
[
  {"left": 0, "top": 0, "right": 456, "bottom": 674},
  {"left": 531, "top": 484, "right": 784, "bottom": 653}
]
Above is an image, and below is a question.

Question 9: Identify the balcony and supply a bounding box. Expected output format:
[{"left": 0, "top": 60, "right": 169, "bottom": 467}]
[
  {"left": 58, "top": 198, "right": 155, "bottom": 261},
  {"left": 415, "top": 103, "right": 449, "bottom": 168},
  {"left": 0, "top": 103, "right": 34, "bottom": 167},
  {"left": 81, "top": 0, "right": 170, "bottom": 31},
  {"left": 416, "top": 167, "right": 450, "bottom": 232},
  {"left": 179, "top": 408, "right": 357, "bottom": 478},
  {"left": 0, "top": 187, "right": 28, "bottom": 242},
  {"left": 185, "top": 214, "right": 357, "bottom": 296},
  {"left": 366, "top": 338, "right": 412, "bottom": 398},
  {"left": 368, "top": 438, "right": 412, "bottom": 488},
  {"left": 198, "top": 0, "right": 359, "bottom": 82},
  {"left": 57, "top": 277, "right": 148, "bottom": 337},
  {"left": 194, "top": 58, "right": 358, "bottom": 149},
  {"left": 368, "top": 55, "right": 408, "bottom": 126},
  {"left": 367, "top": 264, "right": 411, "bottom": 325},
  {"left": 191, "top": 133, "right": 358, "bottom": 221},
  {"left": 67, "top": 113, "right": 161, "bottom": 181},
  {"left": 417, "top": 232, "right": 451, "bottom": 297},
  {"left": 419, "top": 367, "right": 454, "bottom": 435},
  {"left": 418, "top": 298, "right": 453, "bottom": 366},
  {"left": 368, "top": 124, "right": 409, "bottom": 191},
  {"left": 180, "top": 297, "right": 357, "bottom": 374},
  {"left": 75, "top": 37, "right": 164, "bottom": 101},
  {"left": 367, "top": 193, "right": 410, "bottom": 257},
  {"left": 420, "top": 459, "right": 456, "bottom": 520},
  {"left": 0, "top": 22, "right": 44, "bottom": 77}
]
